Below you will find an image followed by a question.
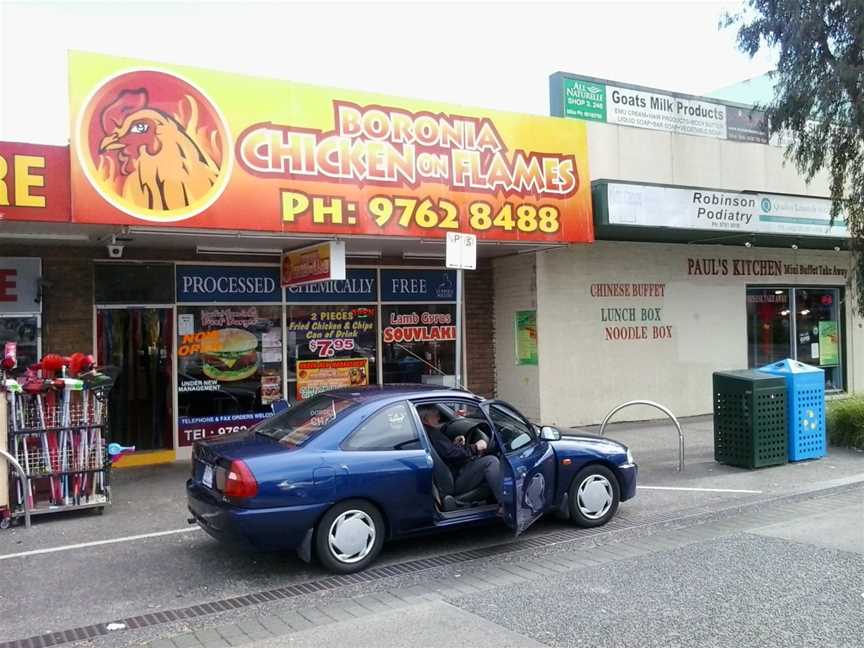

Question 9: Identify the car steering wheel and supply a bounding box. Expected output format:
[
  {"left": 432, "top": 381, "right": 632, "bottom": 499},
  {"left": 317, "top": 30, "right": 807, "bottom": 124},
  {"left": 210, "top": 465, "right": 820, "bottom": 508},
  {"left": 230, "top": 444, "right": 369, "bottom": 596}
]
[{"left": 467, "top": 425, "right": 496, "bottom": 453}]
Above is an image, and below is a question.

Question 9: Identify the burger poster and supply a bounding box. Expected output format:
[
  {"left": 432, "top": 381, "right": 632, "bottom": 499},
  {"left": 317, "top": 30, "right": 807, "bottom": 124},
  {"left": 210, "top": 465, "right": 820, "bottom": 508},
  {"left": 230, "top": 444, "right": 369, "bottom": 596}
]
[
  {"left": 177, "top": 305, "right": 282, "bottom": 445},
  {"left": 296, "top": 359, "right": 369, "bottom": 400}
]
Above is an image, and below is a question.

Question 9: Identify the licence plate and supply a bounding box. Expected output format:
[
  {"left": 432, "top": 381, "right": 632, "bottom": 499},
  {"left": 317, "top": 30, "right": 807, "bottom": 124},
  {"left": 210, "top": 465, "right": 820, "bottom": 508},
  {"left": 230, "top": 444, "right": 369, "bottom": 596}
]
[{"left": 202, "top": 464, "right": 214, "bottom": 489}]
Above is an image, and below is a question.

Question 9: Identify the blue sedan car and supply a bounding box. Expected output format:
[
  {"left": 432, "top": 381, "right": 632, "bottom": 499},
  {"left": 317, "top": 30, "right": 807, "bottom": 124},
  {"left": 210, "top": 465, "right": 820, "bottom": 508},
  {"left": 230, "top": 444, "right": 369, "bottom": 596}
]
[{"left": 187, "top": 385, "right": 637, "bottom": 573}]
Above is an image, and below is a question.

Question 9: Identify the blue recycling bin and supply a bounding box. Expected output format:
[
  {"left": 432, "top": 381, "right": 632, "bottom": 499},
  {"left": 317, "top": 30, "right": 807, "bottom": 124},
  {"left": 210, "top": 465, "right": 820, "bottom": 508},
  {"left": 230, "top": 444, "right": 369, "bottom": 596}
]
[{"left": 759, "top": 359, "right": 826, "bottom": 461}]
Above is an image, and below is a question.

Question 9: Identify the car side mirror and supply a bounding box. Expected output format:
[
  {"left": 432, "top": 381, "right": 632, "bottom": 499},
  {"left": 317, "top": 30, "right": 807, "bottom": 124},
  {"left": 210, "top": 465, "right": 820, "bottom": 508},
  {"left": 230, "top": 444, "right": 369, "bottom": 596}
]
[{"left": 540, "top": 426, "right": 561, "bottom": 441}]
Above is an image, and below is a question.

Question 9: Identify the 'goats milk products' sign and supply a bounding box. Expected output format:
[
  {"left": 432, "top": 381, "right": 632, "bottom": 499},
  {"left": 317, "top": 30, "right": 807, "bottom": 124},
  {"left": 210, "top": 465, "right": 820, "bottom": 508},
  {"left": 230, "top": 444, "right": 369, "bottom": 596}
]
[
  {"left": 0, "top": 142, "right": 70, "bottom": 222},
  {"left": 605, "top": 183, "right": 850, "bottom": 239},
  {"left": 551, "top": 74, "right": 769, "bottom": 144},
  {"left": 69, "top": 52, "right": 593, "bottom": 243}
]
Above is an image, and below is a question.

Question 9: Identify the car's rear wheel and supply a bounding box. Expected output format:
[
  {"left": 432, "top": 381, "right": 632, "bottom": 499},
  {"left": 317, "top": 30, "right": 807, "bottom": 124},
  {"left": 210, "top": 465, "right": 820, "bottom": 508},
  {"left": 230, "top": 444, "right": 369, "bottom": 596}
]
[
  {"left": 568, "top": 465, "right": 620, "bottom": 528},
  {"left": 315, "top": 499, "right": 385, "bottom": 574}
]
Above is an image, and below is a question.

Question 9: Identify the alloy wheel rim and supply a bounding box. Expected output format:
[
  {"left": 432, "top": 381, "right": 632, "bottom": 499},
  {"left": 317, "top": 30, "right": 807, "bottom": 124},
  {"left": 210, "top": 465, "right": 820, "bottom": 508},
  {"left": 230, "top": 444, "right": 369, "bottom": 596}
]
[
  {"left": 576, "top": 474, "right": 613, "bottom": 520},
  {"left": 328, "top": 510, "right": 376, "bottom": 563}
]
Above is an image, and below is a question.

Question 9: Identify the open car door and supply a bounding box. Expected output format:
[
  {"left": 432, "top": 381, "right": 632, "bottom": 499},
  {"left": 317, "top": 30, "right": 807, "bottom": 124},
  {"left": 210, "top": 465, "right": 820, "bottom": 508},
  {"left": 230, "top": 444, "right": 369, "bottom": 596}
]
[{"left": 481, "top": 400, "right": 556, "bottom": 535}]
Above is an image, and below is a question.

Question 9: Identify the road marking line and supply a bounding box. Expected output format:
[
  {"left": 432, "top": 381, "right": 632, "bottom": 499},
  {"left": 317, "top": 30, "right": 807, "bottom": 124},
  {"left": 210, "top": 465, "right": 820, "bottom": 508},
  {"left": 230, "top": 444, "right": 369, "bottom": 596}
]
[
  {"left": 637, "top": 486, "right": 764, "bottom": 494},
  {"left": 0, "top": 527, "right": 201, "bottom": 561}
]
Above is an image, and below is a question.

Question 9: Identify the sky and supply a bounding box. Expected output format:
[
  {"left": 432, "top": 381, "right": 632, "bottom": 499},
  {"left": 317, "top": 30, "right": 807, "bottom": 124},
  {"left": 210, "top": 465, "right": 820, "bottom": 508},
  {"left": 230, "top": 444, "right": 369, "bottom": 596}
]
[{"left": 0, "top": 0, "right": 776, "bottom": 145}]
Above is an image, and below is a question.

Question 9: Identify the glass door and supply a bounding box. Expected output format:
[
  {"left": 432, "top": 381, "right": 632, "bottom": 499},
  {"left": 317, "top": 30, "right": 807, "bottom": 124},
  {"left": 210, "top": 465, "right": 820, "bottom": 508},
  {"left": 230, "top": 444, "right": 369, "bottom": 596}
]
[
  {"left": 96, "top": 307, "right": 174, "bottom": 450},
  {"left": 746, "top": 289, "right": 792, "bottom": 368}
]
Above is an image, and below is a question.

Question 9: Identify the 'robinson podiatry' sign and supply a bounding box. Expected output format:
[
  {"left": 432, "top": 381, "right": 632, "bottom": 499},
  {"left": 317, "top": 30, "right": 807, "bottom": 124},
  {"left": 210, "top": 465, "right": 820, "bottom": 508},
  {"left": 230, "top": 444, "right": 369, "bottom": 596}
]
[{"left": 601, "top": 182, "right": 849, "bottom": 239}]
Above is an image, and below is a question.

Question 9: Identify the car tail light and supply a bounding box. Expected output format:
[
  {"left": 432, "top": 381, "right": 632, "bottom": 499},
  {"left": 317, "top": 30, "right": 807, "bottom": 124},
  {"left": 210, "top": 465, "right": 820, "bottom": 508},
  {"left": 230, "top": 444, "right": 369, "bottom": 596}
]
[{"left": 224, "top": 460, "right": 258, "bottom": 499}]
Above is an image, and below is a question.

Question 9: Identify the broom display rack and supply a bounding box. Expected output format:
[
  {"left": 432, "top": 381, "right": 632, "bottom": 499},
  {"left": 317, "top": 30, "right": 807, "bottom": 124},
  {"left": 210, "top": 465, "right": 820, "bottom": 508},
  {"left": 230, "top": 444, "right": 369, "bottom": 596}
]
[{"left": 5, "top": 375, "right": 113, "bottom": 522}]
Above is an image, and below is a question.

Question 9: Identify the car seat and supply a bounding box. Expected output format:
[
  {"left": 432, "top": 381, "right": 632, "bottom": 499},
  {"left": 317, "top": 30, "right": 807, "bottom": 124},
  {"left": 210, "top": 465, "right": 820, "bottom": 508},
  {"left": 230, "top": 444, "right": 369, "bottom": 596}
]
[{"left": 427, "top": 435, "right": 492, "bottom": 510}]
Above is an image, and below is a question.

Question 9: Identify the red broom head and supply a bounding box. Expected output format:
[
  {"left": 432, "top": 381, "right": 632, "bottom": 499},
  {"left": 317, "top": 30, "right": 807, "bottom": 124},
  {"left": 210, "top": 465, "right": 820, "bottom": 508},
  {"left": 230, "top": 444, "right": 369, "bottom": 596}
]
[
  {"left": 40, "top": 354, "right": 67, "bottom": 373},
  {"left": 69, "top": 352, "right": 95, "bottom": 376}
]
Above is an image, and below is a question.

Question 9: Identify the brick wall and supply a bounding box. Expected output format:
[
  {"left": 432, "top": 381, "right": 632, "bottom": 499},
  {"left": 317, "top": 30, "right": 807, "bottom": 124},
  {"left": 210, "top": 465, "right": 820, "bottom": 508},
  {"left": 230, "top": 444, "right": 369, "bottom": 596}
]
[
  {"left": 464, "top": 265, "right": 495, "bottom": 398},
  {"left": 42, "top": 257, "right": 94, "bottom": 355},
  {"left": 0, "top": 245, "right": 96, "bottom": 356}
]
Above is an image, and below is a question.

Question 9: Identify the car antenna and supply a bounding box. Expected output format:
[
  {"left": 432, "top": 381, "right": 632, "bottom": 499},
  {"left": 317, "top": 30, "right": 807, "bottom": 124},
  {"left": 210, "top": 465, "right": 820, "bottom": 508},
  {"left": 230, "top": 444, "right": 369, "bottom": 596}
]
[{"left": 393, "top": 342, "right": 467, "bottom": 392}]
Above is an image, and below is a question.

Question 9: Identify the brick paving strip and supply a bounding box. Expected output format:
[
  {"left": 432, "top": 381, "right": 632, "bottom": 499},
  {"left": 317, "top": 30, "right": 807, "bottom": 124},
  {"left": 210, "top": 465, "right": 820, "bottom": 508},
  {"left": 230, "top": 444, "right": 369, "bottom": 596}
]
[{"left": 0, "top": 480, "right": 860, "bottom": 648}]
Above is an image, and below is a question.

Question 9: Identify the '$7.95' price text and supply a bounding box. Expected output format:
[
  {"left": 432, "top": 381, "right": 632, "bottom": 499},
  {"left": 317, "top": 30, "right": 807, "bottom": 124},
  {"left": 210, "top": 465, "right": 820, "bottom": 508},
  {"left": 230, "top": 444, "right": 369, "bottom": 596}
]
[
  {"left": 281, "top": 191, "right": 561, "bottom": 234},
  {"left": 309, "top": 338, "right": 355, "bottom": 358}
]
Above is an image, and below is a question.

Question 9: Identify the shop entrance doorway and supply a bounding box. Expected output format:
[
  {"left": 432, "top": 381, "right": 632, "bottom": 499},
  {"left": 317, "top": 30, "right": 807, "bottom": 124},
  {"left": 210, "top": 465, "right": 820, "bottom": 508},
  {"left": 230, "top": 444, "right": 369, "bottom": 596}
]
[{"left": 96, "top": 307, "right": 174, "bottom": 451}]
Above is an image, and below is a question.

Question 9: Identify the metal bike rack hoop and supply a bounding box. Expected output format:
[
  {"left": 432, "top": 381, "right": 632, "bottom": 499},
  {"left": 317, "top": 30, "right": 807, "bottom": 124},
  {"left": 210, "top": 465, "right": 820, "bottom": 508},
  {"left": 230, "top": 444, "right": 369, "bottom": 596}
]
[
  {"left": 0, "top": 448, "right": 31, "bottom": 528},
  {"left": 598, "top": 400, "right": 685, "bottom": 472}
]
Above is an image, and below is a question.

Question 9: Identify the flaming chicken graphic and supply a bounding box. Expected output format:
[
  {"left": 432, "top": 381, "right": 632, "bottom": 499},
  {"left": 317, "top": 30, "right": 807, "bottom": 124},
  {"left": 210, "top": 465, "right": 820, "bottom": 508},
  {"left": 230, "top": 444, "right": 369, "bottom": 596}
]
[{"left": 96, "top": 88, "right": 223, "bottom": 211}]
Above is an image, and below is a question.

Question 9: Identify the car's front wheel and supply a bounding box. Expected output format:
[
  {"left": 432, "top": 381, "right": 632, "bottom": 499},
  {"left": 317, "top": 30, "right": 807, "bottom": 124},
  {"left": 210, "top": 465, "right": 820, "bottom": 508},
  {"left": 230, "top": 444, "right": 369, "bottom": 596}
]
[
  {"left": 568, "top": 465, "right": 620, "bottom": 528},
  {"left": 315, "top": 499, "right": 385, "bottom": 574}
]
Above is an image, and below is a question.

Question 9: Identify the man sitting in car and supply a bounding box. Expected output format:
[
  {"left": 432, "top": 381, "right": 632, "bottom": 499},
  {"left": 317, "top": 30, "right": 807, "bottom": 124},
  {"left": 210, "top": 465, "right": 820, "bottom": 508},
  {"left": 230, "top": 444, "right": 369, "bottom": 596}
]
[{"left": 418, "top": 404, "right": 504, "bottom": 509}]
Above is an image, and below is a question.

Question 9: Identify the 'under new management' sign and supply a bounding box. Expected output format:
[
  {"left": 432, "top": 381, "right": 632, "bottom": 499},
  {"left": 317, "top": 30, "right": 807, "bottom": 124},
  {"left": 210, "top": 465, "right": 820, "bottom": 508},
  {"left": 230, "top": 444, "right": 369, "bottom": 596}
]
[
  {"left": 605, "top": 183, "right": 849, "bottom": 239},
  {"left": 550, "top": 73, "right": 769, "bottom": 144}
]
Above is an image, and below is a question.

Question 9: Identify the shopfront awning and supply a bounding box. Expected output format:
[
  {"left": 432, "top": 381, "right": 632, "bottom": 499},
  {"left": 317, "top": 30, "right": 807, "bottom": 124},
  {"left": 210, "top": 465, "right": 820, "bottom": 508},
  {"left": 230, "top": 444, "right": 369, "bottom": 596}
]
[{"left": 0, "top": 220, "right": 560, "bottom": 261}]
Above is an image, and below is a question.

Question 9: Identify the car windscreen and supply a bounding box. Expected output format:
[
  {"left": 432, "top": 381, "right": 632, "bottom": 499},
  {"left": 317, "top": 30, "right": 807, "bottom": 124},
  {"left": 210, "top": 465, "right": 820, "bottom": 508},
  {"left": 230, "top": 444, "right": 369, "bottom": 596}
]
[{"left": 255, "top": 395, "right": 359, "bottom": 447}]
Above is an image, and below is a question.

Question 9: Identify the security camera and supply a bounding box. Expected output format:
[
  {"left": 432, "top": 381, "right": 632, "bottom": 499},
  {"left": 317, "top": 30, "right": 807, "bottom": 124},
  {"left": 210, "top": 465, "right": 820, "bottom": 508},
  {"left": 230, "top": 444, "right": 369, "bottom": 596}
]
[{"left": 108, "top": 244, "right": 124, "bottom": 258}]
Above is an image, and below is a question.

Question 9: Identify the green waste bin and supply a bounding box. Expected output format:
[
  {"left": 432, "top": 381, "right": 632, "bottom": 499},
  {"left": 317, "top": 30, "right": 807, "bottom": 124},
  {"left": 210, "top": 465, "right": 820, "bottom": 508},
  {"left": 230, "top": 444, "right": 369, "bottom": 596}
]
[{"left": 713, "top": 370, "right": 788, "bottom": 469}]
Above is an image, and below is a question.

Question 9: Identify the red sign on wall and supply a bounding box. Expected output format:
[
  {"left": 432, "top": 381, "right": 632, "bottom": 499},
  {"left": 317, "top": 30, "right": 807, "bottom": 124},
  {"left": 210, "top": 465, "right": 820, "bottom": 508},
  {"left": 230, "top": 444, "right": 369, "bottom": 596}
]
[{"left": 0, "top": 142, "right": 70, "bottom": 222}]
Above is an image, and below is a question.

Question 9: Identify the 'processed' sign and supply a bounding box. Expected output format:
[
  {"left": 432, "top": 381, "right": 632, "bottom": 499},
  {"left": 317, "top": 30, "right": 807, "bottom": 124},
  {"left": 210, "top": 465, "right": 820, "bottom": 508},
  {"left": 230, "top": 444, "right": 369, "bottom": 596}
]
[{"left": 69, "top": 52, "right": 593, "bottom": 244}]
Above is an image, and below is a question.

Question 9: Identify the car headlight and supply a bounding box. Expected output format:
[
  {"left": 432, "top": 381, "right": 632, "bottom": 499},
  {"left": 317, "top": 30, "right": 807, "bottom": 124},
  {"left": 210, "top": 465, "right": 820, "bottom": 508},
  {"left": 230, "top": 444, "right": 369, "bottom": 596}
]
[{"left": 626, "top": 448, "right": 635, "bottom": 465}]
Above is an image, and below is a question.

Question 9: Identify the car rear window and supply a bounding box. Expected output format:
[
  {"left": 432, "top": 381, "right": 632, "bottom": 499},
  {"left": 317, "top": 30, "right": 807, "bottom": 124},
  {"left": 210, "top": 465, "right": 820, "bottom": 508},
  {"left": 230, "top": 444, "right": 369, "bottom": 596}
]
[{"left": 255, "top": 395, "right": 358, "bottom": 447}]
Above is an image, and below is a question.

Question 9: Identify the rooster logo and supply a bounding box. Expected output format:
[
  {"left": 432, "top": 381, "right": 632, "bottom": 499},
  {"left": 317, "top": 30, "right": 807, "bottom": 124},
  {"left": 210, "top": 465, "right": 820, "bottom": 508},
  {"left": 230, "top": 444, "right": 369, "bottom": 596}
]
[{"left": 77, "top": 69, "right": 231, "bottom": 222}]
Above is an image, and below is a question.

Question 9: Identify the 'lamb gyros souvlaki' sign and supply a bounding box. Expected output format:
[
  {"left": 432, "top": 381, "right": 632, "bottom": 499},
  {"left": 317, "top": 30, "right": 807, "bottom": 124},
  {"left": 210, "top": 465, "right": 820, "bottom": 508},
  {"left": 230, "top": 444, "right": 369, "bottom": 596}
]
[{"left": 68, "top": 52, "right": 593, "bottom": 243}]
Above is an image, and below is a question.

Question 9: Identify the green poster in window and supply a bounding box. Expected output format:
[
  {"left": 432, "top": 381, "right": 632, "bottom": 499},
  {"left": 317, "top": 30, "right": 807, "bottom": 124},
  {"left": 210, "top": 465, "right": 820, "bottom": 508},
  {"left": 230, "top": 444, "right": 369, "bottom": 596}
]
[
  {"left": 818, "top": 321, "right": 839, "bottom": 366},
  {"left": 515, "top": 310, "right": 538, "bottom": 365}
]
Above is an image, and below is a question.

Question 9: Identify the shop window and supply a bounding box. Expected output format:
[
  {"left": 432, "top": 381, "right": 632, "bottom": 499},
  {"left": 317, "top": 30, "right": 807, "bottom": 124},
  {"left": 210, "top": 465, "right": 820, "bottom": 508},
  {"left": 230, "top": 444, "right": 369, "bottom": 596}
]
[
  {"left": 176, "top": 305, "right": 283, "bottom": 446},
  {"left": 746, "top": 289, "right": 792, "bottom": 367},
  {"left": 381, "top": 304, "right": 457, "bottom": 387},
  {"left": 794, "top": 288, "right": 843, "bottom": 390},
  {"left": 95, "top": 263, "right": 175, "bottom": 304},
  {"left": 342, "top": 402, "right": 420, "bottom": 451},
  {"left": 746, "top": 287, "right": 844, "bottom": 391},
  {"left": 286, "top": 305, "right": 377, "bottom": 402},
  {"left": 0, "top": 315, "right": 40, "bottom": 371}
]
